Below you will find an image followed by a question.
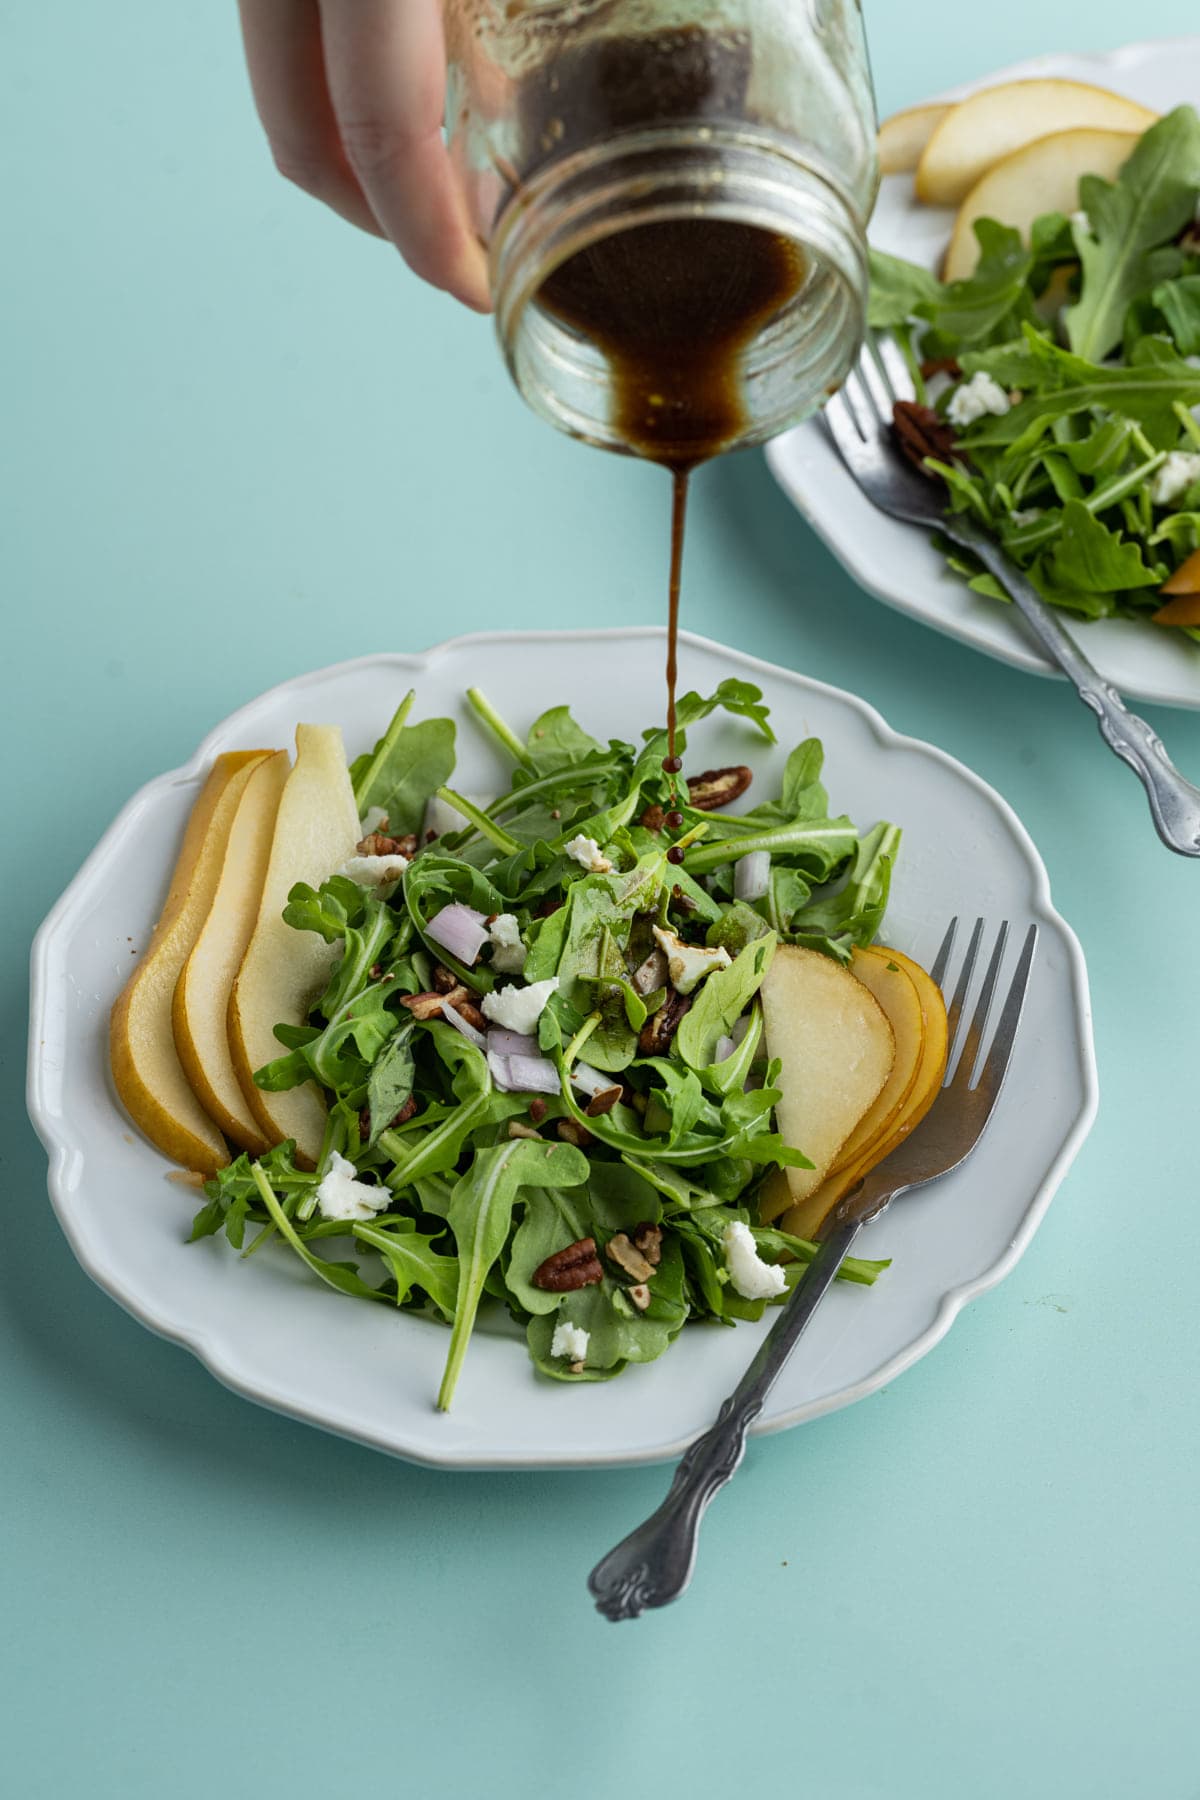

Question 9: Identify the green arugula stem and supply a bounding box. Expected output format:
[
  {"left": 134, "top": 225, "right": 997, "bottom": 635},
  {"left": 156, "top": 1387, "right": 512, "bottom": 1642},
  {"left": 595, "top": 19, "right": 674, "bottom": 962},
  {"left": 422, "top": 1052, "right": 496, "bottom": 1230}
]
[
  {"left": 249, "top": 1164, "right": 385, "bottom": 1302},
  {"left": 352, "top": 690, "right": 415, "bottom": 812},
  {"left": 466, "top": 687, "right": 533, "bottom": 768},
  {"left": 684, "top": 820, "right": 857, "bottom": 875},
  {"left": 435, "top": 785, "right": 522, "bottom": 856},
  {"left": 563, "top": 1012, "right": 602, "bottom": 1070},
  {"left": 1174, "top": 400, "right": 1200, "bottom": 451}
]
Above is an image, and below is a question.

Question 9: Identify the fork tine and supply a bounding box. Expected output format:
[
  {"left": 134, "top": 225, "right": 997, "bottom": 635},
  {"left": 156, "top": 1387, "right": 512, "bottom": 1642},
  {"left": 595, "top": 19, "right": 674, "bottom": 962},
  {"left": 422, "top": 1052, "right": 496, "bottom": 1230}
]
[
  {"left": 950, "top": 921, "right": 1008, "bottom": 1090},
  {"left": 929, "top": 917, "right": 957, "bottom": 989},
  {"left": 854, "top": 340, "right": 894, "bottom": 425},
  {"left": 974, "top": 923, "right": 1038, "bottom": 1098},
  {"left": 871, "top": 329, "right": 917, "bottom": 406},
  {"left": 824, "top": 381, "right": 869, "bottom": 446},
  {"left": 943, "top": 916, "right": 984, "bottom": 1078}
]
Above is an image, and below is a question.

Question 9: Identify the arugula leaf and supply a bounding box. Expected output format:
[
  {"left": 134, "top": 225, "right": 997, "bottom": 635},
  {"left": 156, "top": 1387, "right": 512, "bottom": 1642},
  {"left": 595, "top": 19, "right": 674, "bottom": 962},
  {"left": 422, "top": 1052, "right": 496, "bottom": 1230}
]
[
  {"left": 867, "top": 246, "right": 943, "bottom": 328},
  {"left": 676, "top": 935, "right": 776, "bottom": 1070},
  {"left": 1066, "top": 107, "right": 1200, "bottom": 362},
  {"left": 351, "top": 712, "right": 457, "bottom": 836},
  {"left": 526, "top": 1237, "right": 688, "bottom": 1377},
  {"left": 1153, "top": 274, "right": 1200, "bottom": 355},
  {"left": 1048, "top": 499, "right": 1165, "bottom": 592},
  {"left": 353, "top": 1217, "right": 459, "bottom": 1317},
  {"left": 364, "top": 1021, "right": 416, "bottom": 1145},
  {"left": 524, "top": 705, "right": 604, "bottom": 776},
  {"left": 438, "top": 1139, "right": 589, "bottom": 1409}
]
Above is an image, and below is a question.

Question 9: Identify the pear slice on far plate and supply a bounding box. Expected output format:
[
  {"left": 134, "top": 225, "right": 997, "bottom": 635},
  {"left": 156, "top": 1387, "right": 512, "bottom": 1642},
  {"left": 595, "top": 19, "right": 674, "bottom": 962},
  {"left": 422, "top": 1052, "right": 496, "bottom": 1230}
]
[
  {"left": 228, "top": 725, "right": 361, "bottom": 1168},
  {"left": 173, "top": 749, "right": 289, "bottom": 1152},
  {"left": 916, "top": 78, "right": 1155, "bottom": 207},
  {"left": 110, "top": 751, "right": 271, "bottom": 1175},
  {"left": 942, "top": 125, "right": 1140, "bottom": 281},
  {"left": 759, "top": 945, "right": 895, "bottom": 1212},
  {"left": 879, "top": 101, "right": 951, "bottom": 174}
]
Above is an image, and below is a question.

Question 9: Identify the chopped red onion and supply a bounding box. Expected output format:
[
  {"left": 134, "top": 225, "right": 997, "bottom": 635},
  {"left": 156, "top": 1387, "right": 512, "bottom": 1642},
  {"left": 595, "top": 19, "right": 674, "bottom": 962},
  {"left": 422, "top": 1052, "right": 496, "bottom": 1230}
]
[
  {"left": 734, "top": 851, "right": 771, "bottom": 902},
  {"left": 425, "top": 901, "right": 488, "bottom": 965},
  {"left": 713, "top": 1034, "right": 737, "bottom": 1065},
  {"left": 571, "top": 1061, "right": 612, "bottom": 1100},
  {"left": 488, "top": 1049, "right": 561, "bottom": 1095},
  {"left": 439, "top": 1000, "right": 487, "bottom": 1051},
  {"left": 487, "top": 1027, "right": 539, "bottom": 1059}
]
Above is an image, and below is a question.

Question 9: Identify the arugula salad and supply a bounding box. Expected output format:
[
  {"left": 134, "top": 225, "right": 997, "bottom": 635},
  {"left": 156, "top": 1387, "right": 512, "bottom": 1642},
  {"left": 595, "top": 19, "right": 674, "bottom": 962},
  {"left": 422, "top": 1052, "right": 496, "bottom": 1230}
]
[
  {"left": 191, "top": 681, "right": 899, "bottom": 1408},
  {"left": 870, "top": 105, "right": 1200, "bottom": 638}
]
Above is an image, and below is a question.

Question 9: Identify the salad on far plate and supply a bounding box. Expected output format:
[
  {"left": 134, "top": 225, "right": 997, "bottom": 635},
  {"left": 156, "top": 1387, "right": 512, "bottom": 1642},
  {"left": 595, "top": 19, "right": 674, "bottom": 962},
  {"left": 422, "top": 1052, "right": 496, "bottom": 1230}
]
[{"left": 110, "top": 681, "right": 950, "bottom": 1409}]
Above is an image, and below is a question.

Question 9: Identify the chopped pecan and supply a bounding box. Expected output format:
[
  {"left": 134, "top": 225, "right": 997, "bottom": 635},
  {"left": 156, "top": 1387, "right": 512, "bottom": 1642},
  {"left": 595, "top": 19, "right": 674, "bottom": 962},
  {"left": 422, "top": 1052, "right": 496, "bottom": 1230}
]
[
  {"left": 452, "top": 997, "right": 487, "bottom": 1033},
  {"left": 355, "top": 830, "right": 417, "bottom": 858},
  {"left": 627, "top": 1283, "right": 651, "bottom": 1312},
  {"left": 585, "top": 1084, "right": 623, "bottom": 1118},
  {"left": 670, "top": 883, "right": 698, "bottom": 915},
  {"left": 892, "top": 400, "right": 961, "bottom": 477},
  {"left": 631, "top": 948, "right": 669, "bottom": 996},
  {"left": 640, "top": 802, "right": 666, "bottom": 832},
  {"left": 684, "top": 765, "right": 753, "bottom": 811},
  {"left": 532, "top": 1236, "right": 603, "bottom": 1291},
  {"left": 637, "top": 987, "right": 691, "bottom": 1056},
  {"left": 431, "top": 962, "right": 458, "bottom": 995},
  {"left": 536, "top": 896, "right": 563, "bottom": 918},
  {"left": 507, "top": 1121, "right": 542, "bottom": 1141},
  {"left": 606, "top": 1233, "right": 655, "bottom": 1283},
  {"left": 556, "top": 1118, "right": 595, "bottom": 1149},
  {"left": 631, "top": 1222, "right": 663, "bottom": 1267},
  {"left": 528, "top": 1097, "right": 548, "bottom": 1125},
  {"left": 919, "top": 355, "right": 962, "bottom": 381},
  {"left": 400, "top": 984, "right": 472, "bottom": 1021}
]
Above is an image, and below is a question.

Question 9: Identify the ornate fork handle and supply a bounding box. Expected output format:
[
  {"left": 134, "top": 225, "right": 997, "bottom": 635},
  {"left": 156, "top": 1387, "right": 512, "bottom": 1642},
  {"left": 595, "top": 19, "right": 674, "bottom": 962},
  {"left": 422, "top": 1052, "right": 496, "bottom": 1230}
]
[
  {"left": 588, "top": 1218, "right": 864, "bottom": 1620},
  {"left": 949, "top": 521, "right": 1200, "bottom": 857}
]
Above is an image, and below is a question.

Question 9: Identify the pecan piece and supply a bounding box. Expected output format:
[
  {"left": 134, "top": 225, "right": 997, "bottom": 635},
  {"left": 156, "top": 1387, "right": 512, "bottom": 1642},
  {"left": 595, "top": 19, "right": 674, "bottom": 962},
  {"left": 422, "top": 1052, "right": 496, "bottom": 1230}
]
[
  {"left": 532, "top": 1236, "right": 603, "bottom": 1291},
  {"left": 919, "top": 355, "right": 962, "bottom": 381},
  {"left": 631, "top": 1222, "right": 663, "bottom": 1267},
  {"left": 452, "top": 997, "right": 487, "bottom": 1033},
  {"left": 892, "top": 400, "right": 961, "bottom": 476},
  {"left": 400, "top": 983, "right": 472, "bottom": 1021},
  {"left": 627, "top": 1283, "right": 651, "bottom": 1312},
  {"left": 359, "top": 1095, "right": 417, "bottom": 1138},
  {"left": 584, "top": 1084, "right": 623, "bottom": 1118},
  {"left": 431, "top": 962, "right": 458, "bottom": 994},
  {"left": 640, "top": 802, "right": 666, "bottom": 833},
  {"left": 507, "top": 1121, "right": 542, "bottom": 1141},
  {"left": 637, "top": 987, "right": 691, "bottom": 1056},
  {"left": 606, "top": 1233, "right": 655, "bottom": 1283},
  {"left": 528, "top": 1097, "right": 548, "bottom": 1125},
  {"left": 356, "top": 830, "right": 416, "bottom": 858},
  {"left": 556, "top": 1118, "right": 595, "bottom": 1149},
  {"left": 684, "top": 765, "right": 753, "bottom": 811}
]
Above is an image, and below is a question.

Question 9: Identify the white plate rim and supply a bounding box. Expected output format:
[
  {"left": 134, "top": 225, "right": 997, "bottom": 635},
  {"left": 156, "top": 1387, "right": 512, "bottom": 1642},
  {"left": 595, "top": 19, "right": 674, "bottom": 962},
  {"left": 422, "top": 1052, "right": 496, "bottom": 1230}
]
[
  {"left": 766, "top": 34, "right": 1200, "bottom": 708},
  {"left": 26, "top": 629, "right": 1099, "bottom": 1468}
]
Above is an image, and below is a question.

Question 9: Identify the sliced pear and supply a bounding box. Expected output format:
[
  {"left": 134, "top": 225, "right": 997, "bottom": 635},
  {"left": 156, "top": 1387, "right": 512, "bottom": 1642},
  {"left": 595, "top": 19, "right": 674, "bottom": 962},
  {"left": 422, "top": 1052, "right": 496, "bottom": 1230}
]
[
  {"left": 228, "top": 725, "right": 360, "bottom": 1168},
  {"left": 173, "top": 750, "right": 290, "bottom": 1152},
  {"left": 916, "top": 79, "right": 1155, "bottom": 207},
  {"left": 1153, "top": 593, "right": 1200, "bottom": 626},
  {"left": 777, "top": 945, "right": 949, "bottom": 1242},
  {"left": 879, "top": 102, "right": 951, "bottom": 175},
  {"left": 827, "top": 947, "right": 926, "bottom": 1175},
  {"left": 942, "top": 126, "right": 1141, "bottom": 281},
  {"left": 110, "top": 751, "right": 271, "bottom": 1174},
  {"left": 759, "top": 945, "right": 895, "bottom": 1208},
  {"left": 1158, "top": 549, "right": 1200, "bottom": 600}
]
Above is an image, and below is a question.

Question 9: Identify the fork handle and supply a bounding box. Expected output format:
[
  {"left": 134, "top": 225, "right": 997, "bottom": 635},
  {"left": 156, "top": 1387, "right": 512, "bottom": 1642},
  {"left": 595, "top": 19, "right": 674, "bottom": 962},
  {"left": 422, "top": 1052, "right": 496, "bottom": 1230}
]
[
  {"left": 587, "top": 1217, "right": 863, "bottom": 1622},
  {"left": 949, "top": 522, "right": 1200, "bottom": 857}
]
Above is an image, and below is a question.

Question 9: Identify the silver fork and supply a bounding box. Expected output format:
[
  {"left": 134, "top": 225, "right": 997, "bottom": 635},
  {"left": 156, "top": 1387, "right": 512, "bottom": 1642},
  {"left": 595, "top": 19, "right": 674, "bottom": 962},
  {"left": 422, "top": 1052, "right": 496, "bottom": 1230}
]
[
  {"left": 823, "top": 333, "right": 1200, "bottom": 858},
  {"left": 587, "top": 916, "right": 1036, "bottom": 1621}
]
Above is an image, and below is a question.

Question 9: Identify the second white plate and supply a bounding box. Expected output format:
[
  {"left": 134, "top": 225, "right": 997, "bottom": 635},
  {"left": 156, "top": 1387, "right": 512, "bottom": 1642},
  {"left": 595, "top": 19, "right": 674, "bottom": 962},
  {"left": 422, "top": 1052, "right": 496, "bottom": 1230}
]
[{"left": 767, "top": 35, "right": 1200, "bottom": 710}]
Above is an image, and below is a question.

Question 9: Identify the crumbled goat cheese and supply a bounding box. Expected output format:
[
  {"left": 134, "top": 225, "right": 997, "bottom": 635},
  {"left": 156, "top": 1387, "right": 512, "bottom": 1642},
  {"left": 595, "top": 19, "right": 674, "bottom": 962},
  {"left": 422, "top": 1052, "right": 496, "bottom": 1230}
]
[
  {"left": 652, "top": 925, "right": 733, "bottom": 996},
  {"left": 947, "top": 371, "right": 1012, "bottom": 428},
  {"left": 1150, "top": 451, "right": 1200, "bottom": 508},
  {"left": 1011, "top": 507, "right": 1043, "bottom": 528},
  {"left": 481, "top": 976, "right": 560, "bottom": 1035},
  {"left": 550, "top": 1321, "right": 590, "bottom": 1361},
  {"left": 487, "top": 912, "right": 526, "bottom": 973},
  {"left": 359, "top": 805, "right": 390, "bottom": 836},
  {"left": 565, "top": 834, "right": 613, "bottom": 874},
  {"left": 340, "top": 853, "right": 407, "bottom": 885},
  {"left": 315, "top": 1151, "right": 390, "bottom": 1222},
  {"left": 1069, "top": 209, "right": 1091, "bottom": 234},
  {"left": 722, "top": 1220, "right": 787, "bottom": 1301}
]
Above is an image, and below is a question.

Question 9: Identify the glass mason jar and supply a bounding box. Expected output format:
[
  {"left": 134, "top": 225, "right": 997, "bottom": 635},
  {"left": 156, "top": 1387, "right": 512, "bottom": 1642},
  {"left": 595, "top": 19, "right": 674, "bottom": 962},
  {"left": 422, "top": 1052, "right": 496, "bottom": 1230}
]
[{"left": 444, "top": 0, "right": 878, "bottom": 462}]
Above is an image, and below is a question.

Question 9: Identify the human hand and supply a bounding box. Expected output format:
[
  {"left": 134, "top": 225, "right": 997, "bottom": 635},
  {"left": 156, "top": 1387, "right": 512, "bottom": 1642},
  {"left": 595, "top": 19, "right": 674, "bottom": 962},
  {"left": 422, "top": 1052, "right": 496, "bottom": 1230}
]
[{"left": 238, "top": 0, "right": 491, "bottom": 312}]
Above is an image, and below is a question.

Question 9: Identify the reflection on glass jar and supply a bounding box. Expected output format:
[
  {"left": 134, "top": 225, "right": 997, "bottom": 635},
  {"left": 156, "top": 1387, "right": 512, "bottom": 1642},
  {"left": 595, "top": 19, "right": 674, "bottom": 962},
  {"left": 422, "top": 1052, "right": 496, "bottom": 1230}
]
[{"left": 445, "top": 0, "right": 879, "bottom": 463}]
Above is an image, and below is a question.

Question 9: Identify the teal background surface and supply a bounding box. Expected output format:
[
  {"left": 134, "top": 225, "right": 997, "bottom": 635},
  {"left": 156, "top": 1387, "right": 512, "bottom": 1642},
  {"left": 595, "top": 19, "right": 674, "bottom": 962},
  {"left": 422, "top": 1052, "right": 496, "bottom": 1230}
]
[{"left": 6, "top": 5, "right": 1200, "bottom": 1796}]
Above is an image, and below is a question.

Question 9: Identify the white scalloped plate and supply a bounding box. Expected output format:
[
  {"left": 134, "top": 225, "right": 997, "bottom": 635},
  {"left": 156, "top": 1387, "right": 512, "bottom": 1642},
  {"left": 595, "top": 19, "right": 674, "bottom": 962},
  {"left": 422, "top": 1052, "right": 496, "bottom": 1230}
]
[
  {"left": 27, "top": 632, "right": 1097, "bottom": 1468},
  {"left": 767, "top": 35, "right": 1200, "bottom": 709}
]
